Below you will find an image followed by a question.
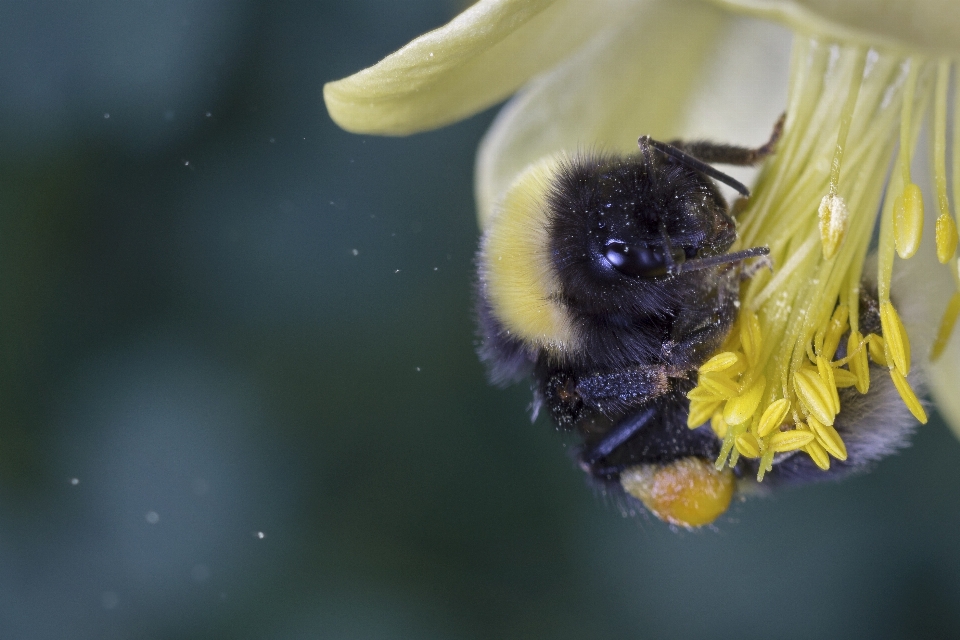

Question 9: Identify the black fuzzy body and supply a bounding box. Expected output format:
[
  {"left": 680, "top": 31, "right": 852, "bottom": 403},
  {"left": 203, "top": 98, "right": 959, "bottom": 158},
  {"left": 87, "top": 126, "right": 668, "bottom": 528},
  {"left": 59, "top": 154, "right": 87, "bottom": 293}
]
[
  {"left": 477, "top": 149, "right": 741, "bottom": 485},
  {"left": 477, "top": 129, "right": 918, "bottom": 514}
]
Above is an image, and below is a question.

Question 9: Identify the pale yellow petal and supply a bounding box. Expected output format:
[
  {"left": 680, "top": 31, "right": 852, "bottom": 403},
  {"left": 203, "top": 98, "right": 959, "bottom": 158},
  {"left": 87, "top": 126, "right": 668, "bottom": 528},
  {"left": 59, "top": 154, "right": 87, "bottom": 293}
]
[
  {"left": 475, "top": 5, "right": 790, "bottom": 228},
  {"left": 475, "top": 0, "right": 727, "bottom": 227},
  {"left": 324, "top": 0, "right": 628, "bottom": 136},
  {"left": 705, "top": 0, "right": 960, "bottom": 55}
]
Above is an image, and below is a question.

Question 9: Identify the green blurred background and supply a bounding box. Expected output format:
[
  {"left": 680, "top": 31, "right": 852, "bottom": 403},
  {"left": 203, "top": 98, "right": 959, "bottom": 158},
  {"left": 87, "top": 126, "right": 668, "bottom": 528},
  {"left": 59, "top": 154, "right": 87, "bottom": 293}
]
[{"left": 2, "top": 2, "right": 960, "bottom": 638}]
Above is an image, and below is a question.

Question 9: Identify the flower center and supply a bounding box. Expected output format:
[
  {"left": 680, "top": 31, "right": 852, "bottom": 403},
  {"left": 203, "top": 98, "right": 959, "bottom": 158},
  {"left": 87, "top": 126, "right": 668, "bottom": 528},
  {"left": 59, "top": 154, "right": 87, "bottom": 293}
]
[{"left": 686, "top": 34, "right": 960, "bottom": 479}]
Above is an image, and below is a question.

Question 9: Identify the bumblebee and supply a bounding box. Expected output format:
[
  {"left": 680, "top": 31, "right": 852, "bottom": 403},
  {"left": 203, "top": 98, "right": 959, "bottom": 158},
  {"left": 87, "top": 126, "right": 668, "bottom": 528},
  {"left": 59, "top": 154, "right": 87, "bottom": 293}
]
[{"left": 475, "top": 121, "right": 916, "bottom": 527}]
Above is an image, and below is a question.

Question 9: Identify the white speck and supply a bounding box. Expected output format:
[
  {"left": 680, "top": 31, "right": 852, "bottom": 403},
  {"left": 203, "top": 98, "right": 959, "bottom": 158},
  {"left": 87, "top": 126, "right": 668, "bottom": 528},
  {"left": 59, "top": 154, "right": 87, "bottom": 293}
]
[
  {"left": 183, "top": 160, "right": 190, "bottom": 166},
  {"left": 255, "top": 531, "right": 265, "bottom": 539},
  {"left": 191, "top": 564, "right": 211, "bottom": 582},
  {"left": 101, "top": 592, "right": 119, "bottom": 610},
  {"left": 205, "top": 111, "right": 212, "bottom": 118},
  {"left": 145, "top": 511, "right": 160, "bottom": 524},
  {"left": 69, "top": 477, "right": 79, "bottom": 485},
  {"left": 269, "top": 137, "right": 276, "bottom": 143},
  {"left": 433, "top": 267, "right": 438, "bottom": 271},
  {"left": 351, "top": 249, "right": 359, "bottom": 256},
  {"left": 103, "top": 113, "right": 110, "bottom": 119},
  {"left": 429, "top": 52, "right": 434, "bottom": 57},
  {"left": 394, "top": 269, "right": 400, "bottom": 274},
  {"left": 415, "top": 367, "right": 421, "bottom": 372}
]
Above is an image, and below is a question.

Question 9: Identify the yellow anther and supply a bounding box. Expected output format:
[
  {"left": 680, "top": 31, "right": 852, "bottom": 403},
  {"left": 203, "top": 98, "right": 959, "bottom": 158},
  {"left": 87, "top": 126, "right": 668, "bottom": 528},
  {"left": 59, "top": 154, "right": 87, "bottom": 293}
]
[
  {"left": 757, "top": 398, "right": 791, "bottom": 438},
  {"left": 710, "top": 412, "right": 728, "bottom": 439},
  {"left": 819, "top": 304, "right": 849, "bottom": 361},
  {"left": 698, "top": 372, "right": 740, "bottom": 399},
  {"left": 867, "top": 334, "right": 888, "bottom": 367},
  {"left": 769, "top": 428, "right": 816, "bottom": 453},
  {"left": 831, "top": 368, "right": 859, "bottom": 388},
  {"left": 793, "top": 369, "right": 836, "bottom": 426},
  {"left": 807, "top": 415, "right": 848, "bottom": 460},
  {"left": 936, "top": 214, "right": 959, "bottom": 263},
  {"left": 687, "top": 398, "right": 723, "bottom": 429},
  {"left": 889, "top": 369, "right": 928, "bottom": 424},
  {"left": 818, "top": 194, "right": 849, "bottom": 259},
  {"left": 931, "top": 291, "right": 960, "bottom": 361},
  {"left": 723, "top": 375, "right": 766, "bottom": 426},
  {"left": 698, "top": 351, "right": 740, "bottom": 374},
  {"left": 894, "top": 183, "right": 924, "bottom": 259},
  {"left": 725, "top": 355, "right": 748, "bottom": 378},
  {"left": 804, "top": 441, "right": 831, "bottom": 471},
  {"left": 687, "top": 385, "right": 724, "bottom": 402},
  {"left": 725, "top": 420, "right": 750, "bottom": 468},
  {"left": 739, "top": 310, "right": 762, "bottom": 368},
  {"left": 879, "top": 301, "right": 910, "bottom": 375},
  {"left": 816, "top": 355, "right": 841, "bottom": 416},
  {"left": 735, "top": 432, "right": 762, "bottom": 458},
  {"left": 847, "top": 331, "right": 870, "bottom": 393}
]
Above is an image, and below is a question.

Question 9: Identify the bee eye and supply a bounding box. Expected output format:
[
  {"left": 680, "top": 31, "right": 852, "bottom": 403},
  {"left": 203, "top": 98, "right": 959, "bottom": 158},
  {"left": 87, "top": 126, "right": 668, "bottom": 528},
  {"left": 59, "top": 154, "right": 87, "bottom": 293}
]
[{"left": 604, "top": 240, "right": 673, "bottom": 277}]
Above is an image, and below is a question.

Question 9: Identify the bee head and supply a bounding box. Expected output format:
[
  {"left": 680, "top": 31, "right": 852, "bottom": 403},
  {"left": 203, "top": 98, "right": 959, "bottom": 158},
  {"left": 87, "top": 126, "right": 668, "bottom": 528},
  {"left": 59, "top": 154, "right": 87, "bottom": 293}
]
[
  {"left": 477, "top": 149, "right": 753, "bottom": 360},
  {"left": 547, "top": 151, "right": 737, "bottom": 317}
]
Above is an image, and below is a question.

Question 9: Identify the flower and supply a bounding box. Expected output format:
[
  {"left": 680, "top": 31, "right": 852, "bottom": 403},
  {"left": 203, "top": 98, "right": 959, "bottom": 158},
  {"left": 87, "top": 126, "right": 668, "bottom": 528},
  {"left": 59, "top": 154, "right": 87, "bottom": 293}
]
[{"left": 324, "top": 1, "right": 960, "bottom": 478}]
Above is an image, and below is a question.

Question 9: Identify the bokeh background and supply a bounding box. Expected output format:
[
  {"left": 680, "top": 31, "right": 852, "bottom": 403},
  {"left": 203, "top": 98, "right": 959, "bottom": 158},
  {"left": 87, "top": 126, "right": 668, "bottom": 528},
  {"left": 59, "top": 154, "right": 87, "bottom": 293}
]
[{"left": 2, "top": 1, "right": 960, "bottom": 639}]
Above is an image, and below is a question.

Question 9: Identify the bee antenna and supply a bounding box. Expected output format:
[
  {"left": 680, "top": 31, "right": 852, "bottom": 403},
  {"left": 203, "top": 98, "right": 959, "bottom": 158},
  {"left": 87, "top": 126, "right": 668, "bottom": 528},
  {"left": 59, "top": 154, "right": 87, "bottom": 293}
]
[
  {"left": 672, "top": 246, "right": 770, "bottom": 274},
  {"left": 639, "top": 136, "right": 751, "bottom": 197}
]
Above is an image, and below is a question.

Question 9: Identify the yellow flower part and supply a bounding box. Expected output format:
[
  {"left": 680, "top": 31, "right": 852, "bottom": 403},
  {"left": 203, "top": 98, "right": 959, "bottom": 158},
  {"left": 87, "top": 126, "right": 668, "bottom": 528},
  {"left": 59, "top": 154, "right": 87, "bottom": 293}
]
[{"left": 324, "top": 0, "right": 960, "bottom": 460}]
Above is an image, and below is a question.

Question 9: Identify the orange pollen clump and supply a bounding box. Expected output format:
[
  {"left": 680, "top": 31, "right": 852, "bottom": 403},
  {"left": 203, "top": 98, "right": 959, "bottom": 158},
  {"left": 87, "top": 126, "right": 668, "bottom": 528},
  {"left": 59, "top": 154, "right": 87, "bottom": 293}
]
[{"left": 620, "top": 457, "right": 735, "bottom": 528}]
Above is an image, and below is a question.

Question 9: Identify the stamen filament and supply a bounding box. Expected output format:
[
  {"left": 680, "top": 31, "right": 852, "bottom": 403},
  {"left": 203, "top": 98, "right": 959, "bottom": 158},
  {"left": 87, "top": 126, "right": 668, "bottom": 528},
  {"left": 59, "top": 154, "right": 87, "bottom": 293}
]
[
  {"left": 931, "top": 291, "right": 960, "bottom": 361},
  {"left": 933, "top": 60, "right": 957, "bottom": 263},
  {"left": 954, "top": 65, "right": 960, "bottom": 246},
  {"left": 687, "top": 38, "right": 942, "bottom": 481},
  {"left": 893, "top": 61, "right": 924, "bottom": 260}
]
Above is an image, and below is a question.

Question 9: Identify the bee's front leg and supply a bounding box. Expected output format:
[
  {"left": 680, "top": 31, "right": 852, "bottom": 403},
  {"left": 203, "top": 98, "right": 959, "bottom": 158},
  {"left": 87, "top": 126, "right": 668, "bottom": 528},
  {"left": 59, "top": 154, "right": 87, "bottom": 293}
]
[{"left": 669, "top": 113, "right": 785, "bottom": 166}]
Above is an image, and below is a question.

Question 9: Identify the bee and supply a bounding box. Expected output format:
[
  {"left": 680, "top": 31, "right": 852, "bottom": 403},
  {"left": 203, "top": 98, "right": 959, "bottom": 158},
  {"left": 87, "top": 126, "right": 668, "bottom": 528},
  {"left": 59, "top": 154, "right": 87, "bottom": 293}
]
[{"left": 475, "top": 119, "right": 916, "bottom": 527}]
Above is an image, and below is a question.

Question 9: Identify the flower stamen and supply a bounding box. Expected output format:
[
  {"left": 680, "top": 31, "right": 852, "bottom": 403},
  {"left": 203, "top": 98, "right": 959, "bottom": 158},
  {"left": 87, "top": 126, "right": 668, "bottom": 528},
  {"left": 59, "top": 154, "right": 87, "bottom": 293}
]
[
  {"left": 931, "top": 291, "right": 960, "bottom": 361},
  {"left": 934, "top": 59, "right": 958, "bottom": 264},
  {"left": 687, "top": 38, "right": 943, "bottom": 480},
  {"left": 893, "top": 61, "right": 924, "bottom": 260}
]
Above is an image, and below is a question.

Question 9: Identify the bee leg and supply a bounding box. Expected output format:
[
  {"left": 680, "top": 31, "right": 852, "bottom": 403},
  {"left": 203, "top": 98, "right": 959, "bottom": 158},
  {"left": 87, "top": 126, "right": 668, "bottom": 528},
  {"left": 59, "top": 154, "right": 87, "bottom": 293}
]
[
  {"left": 739, "top": 254, "right": 774, "bottom": 280},
  {"left": 669, "top": 113, "right": 785, "bottom": 166},
  {"left": 573, "top": 366, "right": 671, "bottom": 411},
  {"left": 578, "top": 404, "right": 659, "bottom": 471}
]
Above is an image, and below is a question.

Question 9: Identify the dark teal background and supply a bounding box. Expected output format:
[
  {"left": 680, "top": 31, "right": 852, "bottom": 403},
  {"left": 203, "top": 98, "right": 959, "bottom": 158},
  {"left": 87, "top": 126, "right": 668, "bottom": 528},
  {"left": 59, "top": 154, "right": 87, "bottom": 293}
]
[{"left": 2, "top": 2, "right": 960, "bottom": 638}]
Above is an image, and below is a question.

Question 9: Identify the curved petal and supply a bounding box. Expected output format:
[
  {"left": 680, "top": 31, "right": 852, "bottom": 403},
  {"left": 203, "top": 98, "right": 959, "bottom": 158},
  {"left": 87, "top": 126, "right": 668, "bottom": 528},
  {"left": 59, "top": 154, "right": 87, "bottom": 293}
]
[
  {"left": 475, "top": 0, "right": 726, "bottom": 228},
  {"left": 706, "top": 0, "right": 960, "bottom": 55},
  {"left": 475, "top": 2, "right": 792, "bottom": 228},
  {"left": 324, "top": 0, "right": 633, "bottom": 136}
]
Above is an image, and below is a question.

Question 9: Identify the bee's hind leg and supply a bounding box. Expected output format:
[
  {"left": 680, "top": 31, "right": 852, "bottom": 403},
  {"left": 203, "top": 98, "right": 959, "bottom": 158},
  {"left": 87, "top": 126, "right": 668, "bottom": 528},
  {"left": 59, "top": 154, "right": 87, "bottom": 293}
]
[{"left": 578, "top": 404, "right": 659, "bottom": 472}]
